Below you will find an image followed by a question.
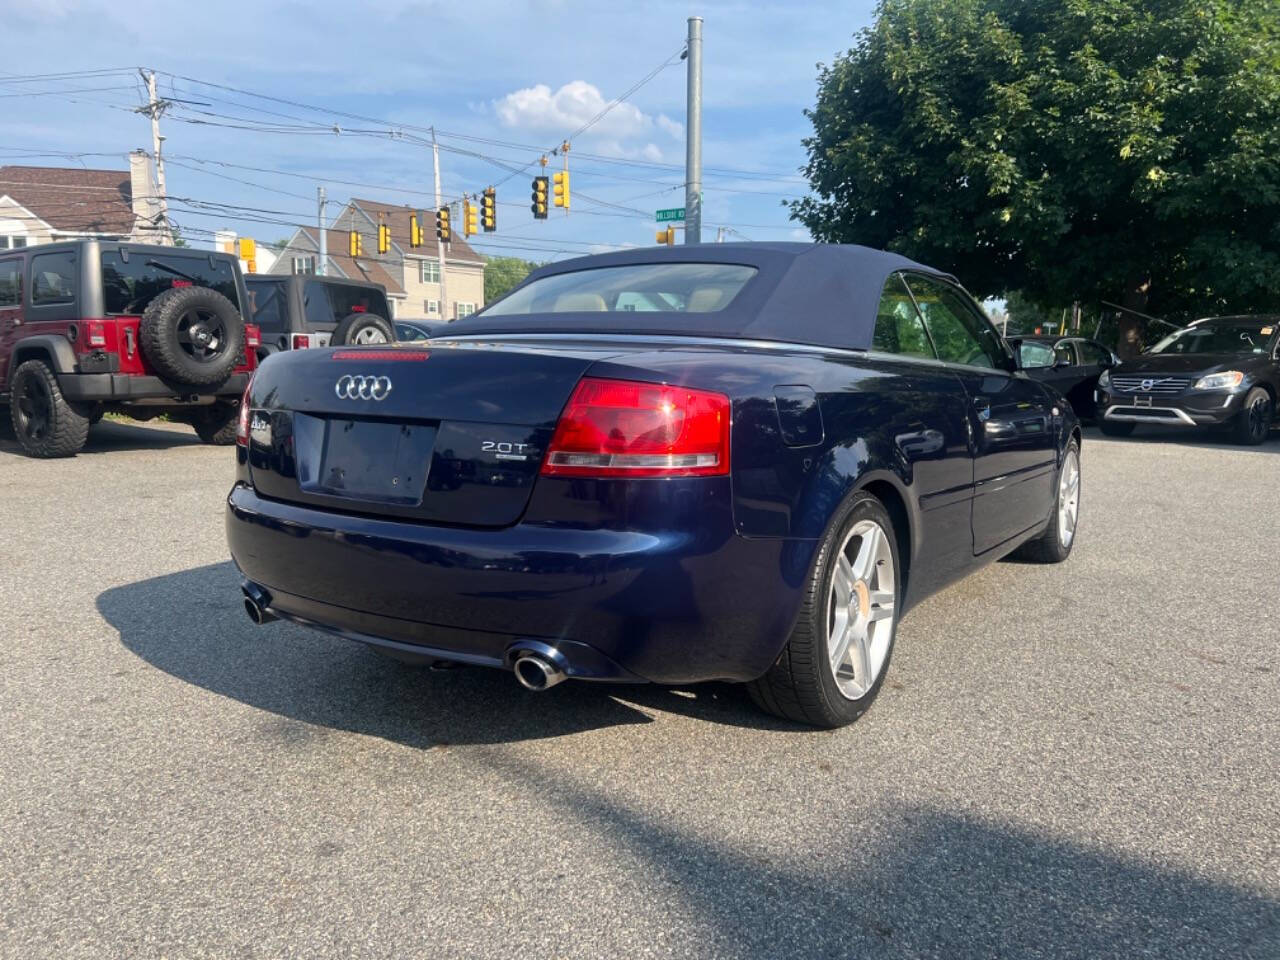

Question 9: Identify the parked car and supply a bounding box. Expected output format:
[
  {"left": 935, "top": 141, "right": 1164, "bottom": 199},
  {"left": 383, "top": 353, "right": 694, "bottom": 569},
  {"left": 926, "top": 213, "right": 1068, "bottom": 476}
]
[
  {"left": 0, "top": 239, "right": 259, "bottom": 457},
  {"left": 227, "top": 244, "right": 1082, "bottom": 728},
  {"left": 1096, "top": 315, "right": 1278, "bottom": 443},
  {"left": 1008, "top": 335, "right": 1119, "bottom": 420},
  {"left": 244, "top": 274, "right": 395, "bottom": 359},
  {"left": 394, "top": 319, "right": 444, "bottom": 341}
]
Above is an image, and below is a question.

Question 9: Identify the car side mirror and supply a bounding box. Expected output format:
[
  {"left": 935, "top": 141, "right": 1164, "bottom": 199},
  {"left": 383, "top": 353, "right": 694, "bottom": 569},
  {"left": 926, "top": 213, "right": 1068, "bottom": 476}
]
[
  {"left": 1100, "top": 354, "right": 1117, "bottom": 369},
  {"left": 1052, "top": 357, "right": 1071, "bottom": 369}
]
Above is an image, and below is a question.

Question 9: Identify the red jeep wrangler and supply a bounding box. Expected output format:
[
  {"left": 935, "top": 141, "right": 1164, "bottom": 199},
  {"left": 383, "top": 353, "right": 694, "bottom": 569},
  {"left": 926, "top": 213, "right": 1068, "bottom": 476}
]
[{"left": 0, "top": 239, "right": 259, "bottom": 457}]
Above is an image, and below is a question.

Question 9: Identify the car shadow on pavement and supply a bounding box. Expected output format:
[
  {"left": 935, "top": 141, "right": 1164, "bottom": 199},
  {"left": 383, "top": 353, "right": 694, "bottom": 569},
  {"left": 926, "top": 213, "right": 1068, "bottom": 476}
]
[
  {"left": 478, "top": 749, "right": 1280, "bottom": 959},
  {"left": 97, "top": 562, "right": 791, "bottom": 746},
  {"left": 0, "top": 418, "right": 203, "bottom": 457}
]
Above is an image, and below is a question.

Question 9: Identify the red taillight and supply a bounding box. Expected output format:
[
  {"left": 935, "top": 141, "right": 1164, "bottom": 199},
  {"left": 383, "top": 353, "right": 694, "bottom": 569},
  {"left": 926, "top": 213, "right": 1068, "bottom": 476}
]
[
  {"left": 350, "top": 304, "right": 367, "bottom": 313},
  {"left": 331, "top": 350, "right": 427, "bottom": 361},
  {"left": 244, "top": 324, "right": 261, "bottom": 349},
  {"left": 291, "top": 333, "right": 312, "bottom": 350},
  {"left": 542, "top": 377, "right": 730, "bottom": 478},
  {"left": 87, "top": 322, "right": 107, "bottom": 348},
  {"left": 236, "top": 377, "right": 254, "bottom": 447}
]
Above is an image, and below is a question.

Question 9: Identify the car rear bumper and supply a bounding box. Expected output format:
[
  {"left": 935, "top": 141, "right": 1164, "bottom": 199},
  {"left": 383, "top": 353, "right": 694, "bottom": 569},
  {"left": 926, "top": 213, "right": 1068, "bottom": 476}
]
[
  {"left": 1097, "top": 389, "right": 1243, "bottom": 426},
  {"left": 60, "top": 372, "right": 251, "bottom": 402},
  {"left": 225, "top": 483, "right": 808, "bottom": 685}
]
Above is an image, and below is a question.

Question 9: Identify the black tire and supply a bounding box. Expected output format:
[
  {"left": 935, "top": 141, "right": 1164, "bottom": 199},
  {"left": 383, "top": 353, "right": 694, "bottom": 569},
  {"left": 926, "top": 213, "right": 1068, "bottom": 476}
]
[
  {"left": 1099, "top": 420, "right": 1135, "bottom": 437},
  {"left": 1232, "top": 387, "right": 1273, "bottom": 446},
  {"left": 8, "top": 359, "right": 90, "bottom": 458},
  {"left": 189, "top": 402, "right": 240, "bottom": 445},
  {"left": 88, "top": 406, "right": 105, "bottom": 426},
  {"left": 139, "top": 286, "right": 245, "bottom": 387},
  {"left": 1012, "top": 438, "right": 1081, "bottom": 564},
  {"left": 748, "top": 490, "right": 901, "bottom": 728},
  {"left": 332, "top": 313, "right": 395, "bottom": 346}
]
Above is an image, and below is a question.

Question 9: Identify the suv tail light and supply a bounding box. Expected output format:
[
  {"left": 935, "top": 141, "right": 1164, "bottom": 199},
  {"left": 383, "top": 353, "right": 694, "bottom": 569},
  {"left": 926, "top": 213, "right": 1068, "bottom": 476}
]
[
  {"left": 542, "top": 377, "right": 730, "bottom": 478},
  {"left": 244, "top": 324, "right": 261, "bottom": 349},
  {"left": 236, "top": 377, "right": 254, "bottom": 446},
  {"left": 87, "top": 322, "right": 107, "bottom": 348},
  {"left": 291, "top": 333, "right": 313, "bottom": 350}
]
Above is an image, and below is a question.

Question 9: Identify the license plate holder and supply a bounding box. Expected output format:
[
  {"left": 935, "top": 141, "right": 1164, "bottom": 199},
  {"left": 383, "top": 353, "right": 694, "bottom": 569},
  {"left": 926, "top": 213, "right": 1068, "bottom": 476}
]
[
  {"left": 1133, "top": 396, "right": 1152, "bottom": 407},
  {"left": 299, "top": 417, "right": 435, "bottom": 504}
]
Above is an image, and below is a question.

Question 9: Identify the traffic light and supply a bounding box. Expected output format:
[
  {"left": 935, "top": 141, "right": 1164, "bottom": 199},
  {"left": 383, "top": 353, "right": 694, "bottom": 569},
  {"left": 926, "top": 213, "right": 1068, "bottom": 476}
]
[
  {"left": 553, "top": 170, "right": 570, "bottom": 210},
  {"left": 463, "top": 197, "right": 478, "bottom": 238},
  {"left": 377, "top": 221, "right": 391, "bottom": 254},
  {"left": 349, "top": 230, "right": 363, "bottom": 257},
  {"left": 531, "top": 176, "right": 549, "bottom": 219},
  {"left": 436, "top": 206, "right": 451, "bottom": 243},
  {"left": 656, "top": 225, "right": 676, "bottom": 245},
  {"left": 481, "top": 187, "right": 496, "bottom": 232},
  {"left": 409, "top": 212, "right": 424, "bottom": 248},
  {"left": 236, "top": 237, "right": 257, "bottom": 273}
]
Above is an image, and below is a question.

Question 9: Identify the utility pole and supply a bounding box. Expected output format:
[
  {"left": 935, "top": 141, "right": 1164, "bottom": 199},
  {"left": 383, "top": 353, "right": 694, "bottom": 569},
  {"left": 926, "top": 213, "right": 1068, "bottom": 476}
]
[
  {"left": 716, "top": 226, "right": 725, "bottom": 243},
  {"left": 138, "top": 70, "right": 172, "bottom": 245},
  {"left": 432, "top": 128, "right": 449, "bottom": 320},
  {"left": 684, "top": 16, "right": 703, "bottom": 245},
  {"left": 317, "top": 186, "right": 327, "bottom": 276}
]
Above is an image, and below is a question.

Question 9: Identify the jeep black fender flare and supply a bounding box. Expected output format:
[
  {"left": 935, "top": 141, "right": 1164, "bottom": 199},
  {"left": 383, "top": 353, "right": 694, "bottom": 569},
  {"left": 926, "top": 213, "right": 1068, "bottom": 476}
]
[{"left": 11, "top": 335, "right": 79, "bottom": 376}]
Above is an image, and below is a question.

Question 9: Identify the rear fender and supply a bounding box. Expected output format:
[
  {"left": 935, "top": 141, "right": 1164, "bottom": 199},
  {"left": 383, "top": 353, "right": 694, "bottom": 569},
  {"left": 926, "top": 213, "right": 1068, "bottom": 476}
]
[{"left": 12, "top": 335, "right": 78, "bottom": 375}]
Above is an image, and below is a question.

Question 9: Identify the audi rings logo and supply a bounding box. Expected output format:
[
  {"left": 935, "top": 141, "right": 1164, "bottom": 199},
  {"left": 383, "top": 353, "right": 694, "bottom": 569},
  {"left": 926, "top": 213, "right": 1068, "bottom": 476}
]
[{"left": 335, "top": 375, "right": 393, "bottom": 401}]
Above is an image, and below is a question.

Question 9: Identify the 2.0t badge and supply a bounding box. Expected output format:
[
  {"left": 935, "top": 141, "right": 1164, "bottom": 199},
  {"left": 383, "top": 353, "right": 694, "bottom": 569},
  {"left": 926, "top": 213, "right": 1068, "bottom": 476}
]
[{"left": 335, "top": 375, "right": 392, "bottom": 401}]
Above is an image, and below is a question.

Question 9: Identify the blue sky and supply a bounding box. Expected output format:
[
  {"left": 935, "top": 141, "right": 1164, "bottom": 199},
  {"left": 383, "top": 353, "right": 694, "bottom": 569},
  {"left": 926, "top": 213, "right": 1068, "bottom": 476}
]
[{"left": 0, "top": 0, "right": 878, "bottom": 262}]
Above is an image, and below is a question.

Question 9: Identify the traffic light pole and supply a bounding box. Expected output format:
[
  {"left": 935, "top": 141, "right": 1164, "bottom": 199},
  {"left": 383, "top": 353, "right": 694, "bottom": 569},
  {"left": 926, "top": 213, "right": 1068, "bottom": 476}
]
[
  {"left": 432, "top": 128, "right": 450, "bottom": 320},
  {"left": 317, "top": 186, "right": 327, "bottom": 276},
  {"left": 684, "top": 16, "right": 703, "bottom": 245}
]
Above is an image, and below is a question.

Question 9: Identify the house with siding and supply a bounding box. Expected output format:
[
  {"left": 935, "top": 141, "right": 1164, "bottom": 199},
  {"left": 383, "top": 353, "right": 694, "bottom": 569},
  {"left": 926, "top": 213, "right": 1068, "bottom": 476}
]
[
  {"left": 270, "top": 198, "right": 485, "bottom": 321},
  {"left": 0, "top": 152, "right": 170, "bottom": 249}
]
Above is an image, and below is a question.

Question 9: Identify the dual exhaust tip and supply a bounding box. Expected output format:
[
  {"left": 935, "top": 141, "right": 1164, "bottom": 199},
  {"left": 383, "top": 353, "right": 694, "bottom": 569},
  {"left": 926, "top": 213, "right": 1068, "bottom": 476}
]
[{"left": 241, "top": 583, "right": 566, "bottom": 692}]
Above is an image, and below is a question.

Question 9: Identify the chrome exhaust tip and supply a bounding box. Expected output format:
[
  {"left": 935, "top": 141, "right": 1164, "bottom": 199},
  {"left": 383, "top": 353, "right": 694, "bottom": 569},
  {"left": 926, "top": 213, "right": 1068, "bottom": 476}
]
[
  {"left": 241, "top": 586, "right": 277, "bottom": 625},
  {"left": 513, "top": 654, "right": 565, "bottom": 691}
]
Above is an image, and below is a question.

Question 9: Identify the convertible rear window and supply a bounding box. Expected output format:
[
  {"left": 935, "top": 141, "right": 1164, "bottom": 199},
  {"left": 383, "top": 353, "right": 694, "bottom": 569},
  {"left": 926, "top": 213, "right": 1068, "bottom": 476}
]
[{"left": 481, "top": 263, "right": 757, "bottom": 316}]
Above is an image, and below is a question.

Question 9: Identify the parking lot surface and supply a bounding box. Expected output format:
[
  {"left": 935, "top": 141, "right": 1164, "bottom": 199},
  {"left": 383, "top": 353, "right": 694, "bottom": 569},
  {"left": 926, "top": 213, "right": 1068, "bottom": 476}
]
[{"left": 1, "top": 419, "right": 1276, "bottom": 959}]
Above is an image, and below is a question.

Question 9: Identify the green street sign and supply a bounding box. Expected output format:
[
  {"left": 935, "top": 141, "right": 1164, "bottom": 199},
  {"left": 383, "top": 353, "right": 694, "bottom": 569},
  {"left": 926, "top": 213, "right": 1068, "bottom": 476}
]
[{"left": 656, "top": 207, "right": 686, "bottom": 223}]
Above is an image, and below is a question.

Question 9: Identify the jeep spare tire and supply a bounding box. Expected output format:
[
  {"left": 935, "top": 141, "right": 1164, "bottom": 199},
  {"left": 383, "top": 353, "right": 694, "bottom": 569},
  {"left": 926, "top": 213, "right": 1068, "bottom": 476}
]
[
  {"left": 140, "top": 285, "right": 245, "bottom": 387},
  {"left": 332, "top": 313, "right": 395, "bottom": 346}
]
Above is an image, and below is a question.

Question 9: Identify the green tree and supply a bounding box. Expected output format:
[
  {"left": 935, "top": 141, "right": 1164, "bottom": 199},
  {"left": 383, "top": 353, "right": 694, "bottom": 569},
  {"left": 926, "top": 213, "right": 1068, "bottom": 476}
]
[
  {"left": 791, "top": 0, "right": 1280, "bottom": 356},
  {"left": 484, "top": 256, "right": 541, "bottom": 302}
]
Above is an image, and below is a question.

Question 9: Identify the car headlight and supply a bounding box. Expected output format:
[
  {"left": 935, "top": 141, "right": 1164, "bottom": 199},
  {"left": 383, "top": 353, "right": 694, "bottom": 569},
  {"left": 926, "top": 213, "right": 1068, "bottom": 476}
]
[
  {"left": 1193, "top": 371, "right": 1244, "bottom": 391},
  {"left": 1098, "top": 369, "right": 1111, "bottom": 388}
]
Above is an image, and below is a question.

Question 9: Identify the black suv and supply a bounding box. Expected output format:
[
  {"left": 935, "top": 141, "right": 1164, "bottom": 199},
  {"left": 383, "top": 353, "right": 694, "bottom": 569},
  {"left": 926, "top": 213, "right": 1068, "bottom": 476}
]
[
  {"left": 244, "top": 275, "right": 394, "bottom": 359},
  {"left": 0, "top": 240, "right": 259, "bottom": 457},
  {"left": 1096, "top": 315, "right": 1279, "bottom": 444}
]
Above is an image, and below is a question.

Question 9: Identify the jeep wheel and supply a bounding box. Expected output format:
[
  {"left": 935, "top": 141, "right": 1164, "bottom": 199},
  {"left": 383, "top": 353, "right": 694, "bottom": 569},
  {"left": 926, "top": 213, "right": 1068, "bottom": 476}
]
[
  {"left": 332, "top": 313, "right": 395, "bottom": 346},
  {"left": 140, "top": 286, "right": 245, "bottom": 387},
  {"left": 9, "top": 359, "right": 90, "bottom": 458},
  {"left": 189, "top": 402, "right": 241, "bottom": 445}
]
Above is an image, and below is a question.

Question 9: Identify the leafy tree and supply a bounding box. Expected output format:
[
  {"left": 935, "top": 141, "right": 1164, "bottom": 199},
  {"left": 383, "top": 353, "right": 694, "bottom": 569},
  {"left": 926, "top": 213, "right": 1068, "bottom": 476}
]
[
  {"left": 792, "top": 0, "right": 1280, "bottom": 356},
  {"left": 484, "top": 256, "right": 541, "bottom": 302}
]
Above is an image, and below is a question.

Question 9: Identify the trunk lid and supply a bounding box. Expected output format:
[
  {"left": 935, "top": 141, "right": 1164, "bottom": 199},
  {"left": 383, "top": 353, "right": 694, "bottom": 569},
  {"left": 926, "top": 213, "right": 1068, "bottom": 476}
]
[{"left": 245, "top": 341, "right": 608, "bottom": 526}]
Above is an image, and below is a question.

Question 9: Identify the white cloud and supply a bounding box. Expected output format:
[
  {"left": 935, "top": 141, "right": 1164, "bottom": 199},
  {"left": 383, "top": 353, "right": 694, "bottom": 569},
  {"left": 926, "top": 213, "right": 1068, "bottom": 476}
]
[{"left": 493, "top": 81, "right": 684, "bottom": 145}]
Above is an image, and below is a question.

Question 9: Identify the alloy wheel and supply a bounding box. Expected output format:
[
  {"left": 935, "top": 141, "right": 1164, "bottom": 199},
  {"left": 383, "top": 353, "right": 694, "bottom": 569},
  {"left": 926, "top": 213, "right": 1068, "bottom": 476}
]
[
  {"left": 1058, "top": 447, "right": 1081, "bottom": 547},
  {"left": 15, "top": 374, "right": 51, "bottom": 440},
  {"left": 1247, "top": 394, "right": 1271, "bottom": 442},
  {"left": 176, "top": 309, "right": 228, "bottom": 363},
  {"left": 827, "top": 519, "right": 896, "bottom": 700},
  {"left": 352, "top": 326, "right": 390, "bottom": 345}
]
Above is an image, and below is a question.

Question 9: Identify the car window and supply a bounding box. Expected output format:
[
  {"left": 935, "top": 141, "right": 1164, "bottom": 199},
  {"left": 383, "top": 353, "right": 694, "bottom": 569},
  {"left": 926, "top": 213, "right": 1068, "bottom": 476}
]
[
  {"left": 1054, "top": 341, "right": 1075, "bottom": 366},
  {"left": 30, "top": 251, "right": 77, "bottom": 305},
  {"left": 395, "top": 324, "right": 428, "bottom": 341},
  {"left": 902, "top": 274, "right": 1006, "bottom": 369},
  {"left": 246, "top": 279, "right": 288, "bottom": 332},
  {"left": 872, "top": 273, "right": 935, "bottom": 359},
  {"left": 481, "top": 263, "right": 757, "bottom": 315},
  {"left": 1018, "top": 341, "right": 1055, "bottom": 368},
  {"left": 100, "top": 252, "right": 240, "bottom": 315},
  {"left": 0, "top": 259, "right": 19, "bottom": 307},
  {"left": 329, "top": 284, "right": 390, "bottom": 320},
  {"left": 1076, "top": 340, "right": 1109, "bottom": 366}
]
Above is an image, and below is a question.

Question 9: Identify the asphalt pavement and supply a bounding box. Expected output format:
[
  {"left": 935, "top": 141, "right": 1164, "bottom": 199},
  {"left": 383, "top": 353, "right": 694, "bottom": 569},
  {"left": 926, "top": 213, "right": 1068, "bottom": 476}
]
[{"left": 0, "top": 418, "right": 1276, "bottom": 959}]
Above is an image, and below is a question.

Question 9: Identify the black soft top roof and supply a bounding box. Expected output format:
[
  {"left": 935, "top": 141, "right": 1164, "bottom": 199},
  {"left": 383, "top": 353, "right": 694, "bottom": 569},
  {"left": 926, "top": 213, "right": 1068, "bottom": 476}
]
[{"left": 447, "top": 242, "right": 953, "bottom": 351}]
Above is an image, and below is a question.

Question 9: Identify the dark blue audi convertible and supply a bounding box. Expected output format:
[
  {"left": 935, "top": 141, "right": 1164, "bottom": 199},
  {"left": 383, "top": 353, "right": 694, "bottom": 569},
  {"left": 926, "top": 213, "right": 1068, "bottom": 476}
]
[{"left": 227, "top": 244, "right": 1081, "bottom": 727}]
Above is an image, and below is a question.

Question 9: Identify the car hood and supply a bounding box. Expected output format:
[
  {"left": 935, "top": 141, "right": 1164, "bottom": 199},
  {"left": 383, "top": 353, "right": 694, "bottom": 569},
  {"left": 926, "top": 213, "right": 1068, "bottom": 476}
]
[{"left": 1122, "top": 353, "right": 1268, "bottom": 375}]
